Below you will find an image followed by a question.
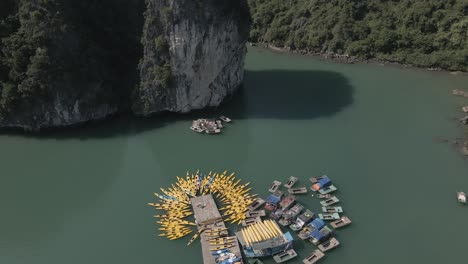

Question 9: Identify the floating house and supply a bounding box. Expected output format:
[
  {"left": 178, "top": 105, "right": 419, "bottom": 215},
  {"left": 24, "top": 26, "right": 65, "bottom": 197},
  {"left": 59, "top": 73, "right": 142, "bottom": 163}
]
[{"left": 236, "top": 220, "right": 294, "bottom": 258}]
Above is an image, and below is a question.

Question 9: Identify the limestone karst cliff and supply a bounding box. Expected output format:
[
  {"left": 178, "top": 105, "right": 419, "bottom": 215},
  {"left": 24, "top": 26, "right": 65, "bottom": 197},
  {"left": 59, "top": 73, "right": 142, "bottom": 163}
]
[{"left": 0, "top": 0, "right": 250, "bottom": 130}]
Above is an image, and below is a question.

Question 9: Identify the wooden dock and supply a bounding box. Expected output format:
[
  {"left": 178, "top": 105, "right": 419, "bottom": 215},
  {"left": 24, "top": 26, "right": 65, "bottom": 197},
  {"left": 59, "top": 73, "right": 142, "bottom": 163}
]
[{"left": 191, "top": 194, "right": 243, "bottom": 264}]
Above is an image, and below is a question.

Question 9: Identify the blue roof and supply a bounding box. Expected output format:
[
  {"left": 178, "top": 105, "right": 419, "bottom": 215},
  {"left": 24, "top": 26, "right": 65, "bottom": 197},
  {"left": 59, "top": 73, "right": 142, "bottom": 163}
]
[
  {"left": 310, "top": 229, "right": 324, "bottom": 240},
  {"left": 265, "top": 194, "right": 281, "bottom": 204},
  {"left": 318, "top": 177, "right": 332, "bottom": 187},
  {"left": 311, "top": 218, "right": 325, "bottom": 230}
]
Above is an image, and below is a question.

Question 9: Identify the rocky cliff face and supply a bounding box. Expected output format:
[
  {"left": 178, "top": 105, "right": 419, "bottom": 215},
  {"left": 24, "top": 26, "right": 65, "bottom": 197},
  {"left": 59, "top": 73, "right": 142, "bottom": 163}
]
[
  {"left": 134, "top": 0, "right": 250, "bottom": 115},
  {"left": 0, "top": 0, "right": 249, "bottom": 130}
]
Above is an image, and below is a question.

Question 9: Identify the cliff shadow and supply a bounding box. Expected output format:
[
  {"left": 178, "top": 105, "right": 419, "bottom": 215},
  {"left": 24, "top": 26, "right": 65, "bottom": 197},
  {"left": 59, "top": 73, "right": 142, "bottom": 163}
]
[
  {"left": 3, "top": 69, "right": 354, "bottom": 139},
  {"left": 220, "top": 69, "right": 354, "bottom": 120}
]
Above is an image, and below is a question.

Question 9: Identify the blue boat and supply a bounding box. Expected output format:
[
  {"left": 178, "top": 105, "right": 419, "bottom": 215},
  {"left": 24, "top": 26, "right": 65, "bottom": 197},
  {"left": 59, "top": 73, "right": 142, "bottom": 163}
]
[
  {"left": 211, "top": 249, "right": 229, "bottom": 256},
  {"left": 310, "top": 218, "right": 325, "bottom": 230}
]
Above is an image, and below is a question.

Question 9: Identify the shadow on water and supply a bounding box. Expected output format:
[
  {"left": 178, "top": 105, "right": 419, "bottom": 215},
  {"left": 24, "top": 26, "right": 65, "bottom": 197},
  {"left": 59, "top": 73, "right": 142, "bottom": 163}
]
[{"left": 5, "top": 70, "right": 353, "bottom": 139}]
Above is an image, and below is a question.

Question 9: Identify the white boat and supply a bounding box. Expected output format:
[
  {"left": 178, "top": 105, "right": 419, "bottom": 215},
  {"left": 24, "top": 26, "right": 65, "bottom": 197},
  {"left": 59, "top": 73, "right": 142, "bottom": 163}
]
[
  {"left": 318, "top": 213, "right": 340, "bottom": 221},
  {"left": 457, "top": 191, "right": 466, "bottom": 204},
  {"left": 219, "top": 116, "right": 232, "bottom": 123},
  {"left": 284, "top": 176, "right": 298, "bottom": 188},
  {"left": 205, "top": 129, "right": 221, "bottom": 134},
  {"left": 190, "top": 126, "right": 204, "bottom": 133},
  {"left": 269, "top": 180, "right": 282, "bottom": 193}
]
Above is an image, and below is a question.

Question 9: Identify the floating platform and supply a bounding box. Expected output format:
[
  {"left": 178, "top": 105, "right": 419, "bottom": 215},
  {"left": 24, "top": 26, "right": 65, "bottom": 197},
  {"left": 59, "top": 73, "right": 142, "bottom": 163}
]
[
  {"left": 330, "top": 216, "right": 352, "bottom": 229},
  {"left": 284, "top": 176, "right": 298, "bottom": 188},
  {"left": 191, "top": 195, "right": 243, "bottom": 264},
  {"left": 302, "top": 249, "right": 325, "bottom": 264}
]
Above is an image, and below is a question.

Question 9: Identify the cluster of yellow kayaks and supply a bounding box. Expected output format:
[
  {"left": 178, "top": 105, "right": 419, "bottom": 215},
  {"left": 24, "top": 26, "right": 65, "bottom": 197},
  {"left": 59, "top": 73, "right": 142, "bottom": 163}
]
[{"left": 148, "top": 170, "right": 256, "bottom": 242}]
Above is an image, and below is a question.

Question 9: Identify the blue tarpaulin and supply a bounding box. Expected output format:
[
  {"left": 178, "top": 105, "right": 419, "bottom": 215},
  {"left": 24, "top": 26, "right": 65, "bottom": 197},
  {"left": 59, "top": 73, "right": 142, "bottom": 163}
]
[
  {"left": 265, "top": 194, "right": 281, "bottom": 205},
  {"left": 311, "top": 218, "right": 325, "bottom": 230}
]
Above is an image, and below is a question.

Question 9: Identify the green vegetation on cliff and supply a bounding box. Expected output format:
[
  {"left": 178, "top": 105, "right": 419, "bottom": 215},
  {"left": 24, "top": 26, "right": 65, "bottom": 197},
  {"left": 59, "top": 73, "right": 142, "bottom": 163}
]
[
  {"left": 0, "top": 0, "right": 144, "bottom": 122},
  {"left": 248, "top": 0, "right": 467, "bottom": 71}
]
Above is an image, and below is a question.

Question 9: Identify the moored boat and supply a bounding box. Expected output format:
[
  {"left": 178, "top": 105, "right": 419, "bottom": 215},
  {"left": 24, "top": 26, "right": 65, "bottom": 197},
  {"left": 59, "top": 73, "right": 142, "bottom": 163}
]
[
  {"left": 457, "top": 191, "right": 466, "bottom": 204},
  {"left": 318, "top": 237, "right": 340, "bottom": 252},
  {"left": 317, "top": 194, "right": 332, "bottom": 199},
  {"left": 273, "top": 249, "right": 298, "bottom": 263},
  {"left": 318, "top": 213, "right": 340, "bottom": 221},
  {"left": 309, "top": 175, "right": 328, "bottom": 183},
  {"left": 246, "top": 210, "right": 266, "bottom": 218},
  {"left": 321, "top": 206, "right": 343, "bottom": 213},
  {"left": 284, "top": 176, "right": 298, "bottom": 188},
  {"left": 330, "top": 216, "right": 352, "bottom": 229},
  {"left": 190, "top": 126, "right": 205, "bottom": 133},
  {"left": 318, "top": 185, "right": 337, "bottom": 194},
  {"left": 288, "top": 187, "right": 307, "bottom": 194},
  {"left": 320, "top": 196, "right": 339, "bottom": 207},
  {"left": 278, "top": 194, "right": 297, "bottom": 210},
  {"left": 219, "top": 116, "right": 232, "bottom": 123},
  {"left": 302, "top": 249, "right": 325, "bottom": 264},
  {"left": 248, "top": 197, "right": 266, "bottom": 211},
  {"left": 269, "top": 180, "right": 282, "bottom": 193},
  {"left": 205, "top": 128, "right": 222, "bottom": 134}
]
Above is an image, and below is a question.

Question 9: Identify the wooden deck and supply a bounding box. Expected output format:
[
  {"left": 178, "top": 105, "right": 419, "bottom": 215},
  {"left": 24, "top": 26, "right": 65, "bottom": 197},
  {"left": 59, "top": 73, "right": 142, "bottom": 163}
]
[{"left": 191, "top": 194, "right": 243, "bottom": 264}]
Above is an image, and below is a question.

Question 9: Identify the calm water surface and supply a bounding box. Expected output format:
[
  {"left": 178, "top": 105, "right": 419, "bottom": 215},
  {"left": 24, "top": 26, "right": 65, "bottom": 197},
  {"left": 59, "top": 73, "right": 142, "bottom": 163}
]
[{"left": 1, "top": 47, "right": 468, "bottom": 264}]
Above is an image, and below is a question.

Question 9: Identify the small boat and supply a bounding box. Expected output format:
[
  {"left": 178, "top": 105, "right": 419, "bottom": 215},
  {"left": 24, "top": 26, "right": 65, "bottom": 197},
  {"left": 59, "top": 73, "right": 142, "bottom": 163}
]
[
  {"left": 321, "top": 206, "right": 343, "bottom": 213},
  {"left": 320, "top": 196, "right": 339, "bottom": 207},
  {"left": 246, "top": 210, "right": 266, "bottom": 218},
  {"left": 284, "top": 176, "right": 298, "bottom": 188},
  {"left": 269, "top": 180, "right": 282, "bottom": 193},
  {"left": 190, "top": 126, "right": 204, "bottom": 133},
  {"left": 288, "top": 187, "right": 307, "bottom": 194},
  {"left": 205, "top": 128, "right": 221, "bottom": 134},
  {"left": 241, "top": 217, "right": 261, "bottom": 227},
  {"left": 302, "top": 249, "right": 325, "bottom": 264},
  {"left": 319, "top": 213, "right": 340, "bottom": 221},
  {"left": 318, "top": 185, "right": 337, "bottom": 194},
  {"left": 248, "top": 198, "right": 265, "bottom": 211},
  {"left": 317, "top": 194, "right": 332, "bottom": 199},
  {"left": 216, "top": 120, "right": 224, "bottom": 128},
  {"left": 318, "top": 237, "right": 340, "bottom": 252},
  {"left": 457, "top": 191, "right": 466, "bottom": 204},
  {"left": 219, "top": 116, "right": 232, "bottom": 123},
  {"left": 330, "top": 216, "right": 352, "bottom": 229},
  {"left": 273, "top": 249, "right": 298, "bottom": 263}
]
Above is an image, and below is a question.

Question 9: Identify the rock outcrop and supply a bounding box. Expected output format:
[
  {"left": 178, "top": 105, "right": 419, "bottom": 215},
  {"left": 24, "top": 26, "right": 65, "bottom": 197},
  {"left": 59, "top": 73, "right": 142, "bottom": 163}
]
[
  {"left": 135, "top": 0, "right": 250, "bottom": 115},
  {"left": 0, "top": 0, "right": 250, "bottom": 130}
]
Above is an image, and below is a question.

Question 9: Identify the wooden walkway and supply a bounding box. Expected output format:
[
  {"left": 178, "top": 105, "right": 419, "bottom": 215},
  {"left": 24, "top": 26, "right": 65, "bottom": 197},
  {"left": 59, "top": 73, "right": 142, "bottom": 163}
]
[{"left": 191, "top": 194, "right": 243, "bottom": 264}]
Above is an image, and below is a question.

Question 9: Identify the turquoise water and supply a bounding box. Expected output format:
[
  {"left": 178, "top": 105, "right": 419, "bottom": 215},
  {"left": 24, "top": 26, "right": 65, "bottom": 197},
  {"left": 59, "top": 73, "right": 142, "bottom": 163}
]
[{"left": 1, "top": 47, "right": 468, "bottom": 264}]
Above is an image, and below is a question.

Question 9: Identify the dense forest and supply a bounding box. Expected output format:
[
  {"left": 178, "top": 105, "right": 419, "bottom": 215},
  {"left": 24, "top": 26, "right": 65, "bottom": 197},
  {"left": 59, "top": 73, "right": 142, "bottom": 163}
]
[{"left": 248, "top": 0, "right": 467, "bottom": 71}]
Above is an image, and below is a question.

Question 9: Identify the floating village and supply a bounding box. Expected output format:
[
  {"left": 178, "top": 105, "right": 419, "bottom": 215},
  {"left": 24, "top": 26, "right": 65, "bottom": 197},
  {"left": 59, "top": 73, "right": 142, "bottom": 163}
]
[
  {"left": 148, "top": 171, "right": 352, "bottom": 264},
  {"left": 190, "top": 116, "right": 232, "bottom": 134}
]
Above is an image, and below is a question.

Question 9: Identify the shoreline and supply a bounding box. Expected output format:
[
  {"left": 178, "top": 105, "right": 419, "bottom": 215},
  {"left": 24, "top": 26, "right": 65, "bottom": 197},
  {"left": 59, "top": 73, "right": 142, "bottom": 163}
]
[{"left": 251, "top": 42, "right": 467, "bottom": 75}]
